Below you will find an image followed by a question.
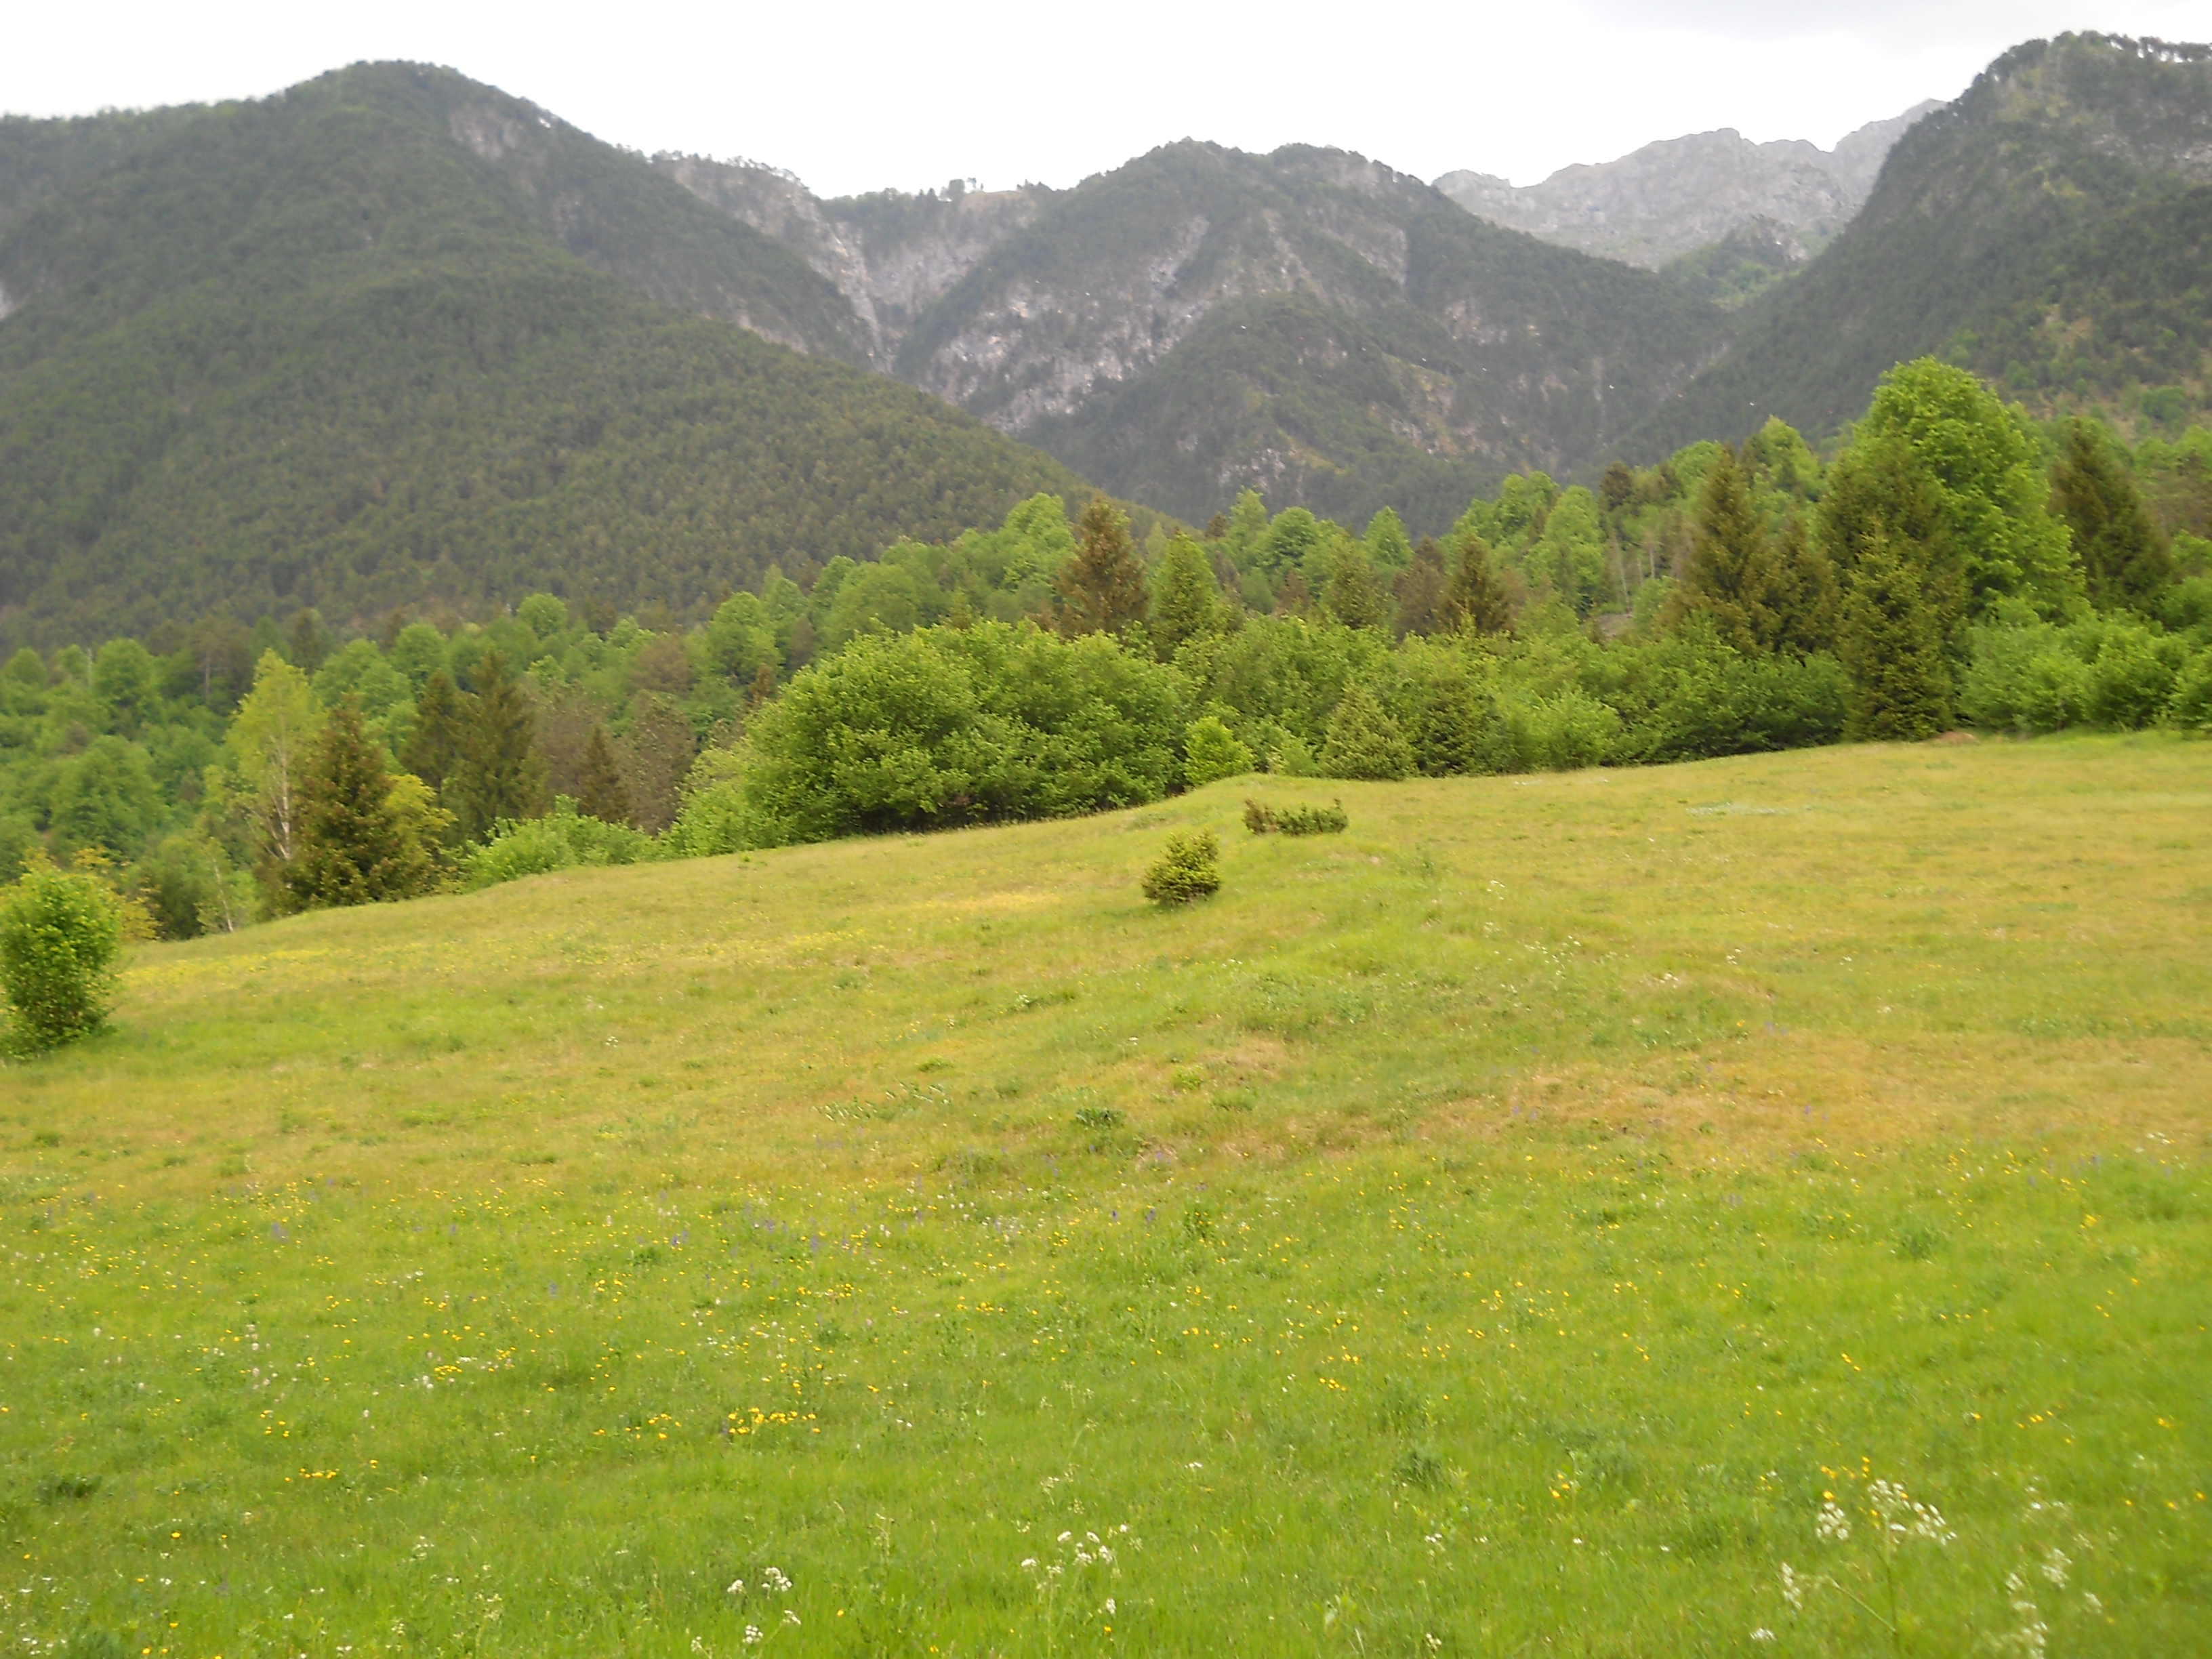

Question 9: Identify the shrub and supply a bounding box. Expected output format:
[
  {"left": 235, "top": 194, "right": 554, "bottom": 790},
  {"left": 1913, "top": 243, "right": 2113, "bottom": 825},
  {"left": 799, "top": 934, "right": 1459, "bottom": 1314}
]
[
  {"left": 1247, "top": 798, "right": 1350, "bottom": 836},
  {"left": 1182, "top": 716, "right": 1254, "bottom": 787},
  {"left": 1141, "top": 831, "right": 1221, "bottom": 905},
  {"left": 0, "top": 857, "right": 126, "bottom": 1054},
  {"left": 462, "top": 799, "right": 662, "bottom": 890},
  {"left": 2170, "top": 651, "right": 2212, "bottom": 733},
  {"left": 2089, "top": 627, "right": 2184, "bottom": 728},
  {"left": 739, "top": 623, "right": 1183, "bottom": 844}
]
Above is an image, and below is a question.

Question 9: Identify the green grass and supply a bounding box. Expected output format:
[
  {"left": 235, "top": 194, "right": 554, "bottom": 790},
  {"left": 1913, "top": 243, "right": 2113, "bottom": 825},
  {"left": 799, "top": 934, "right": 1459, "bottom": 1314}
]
[{"left": 2, "top": 735, "right": 2208, "bottom": 1655}]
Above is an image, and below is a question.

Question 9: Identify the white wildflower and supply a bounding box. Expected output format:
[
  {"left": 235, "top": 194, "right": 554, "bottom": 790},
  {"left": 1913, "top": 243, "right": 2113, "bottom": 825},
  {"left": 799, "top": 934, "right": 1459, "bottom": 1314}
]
[
  {"left": 2040, "top": 1548, "right": 2070, "bottom": 1588},
  {"left": 1816, "top": 1500, "right": 1851, "bottom": 1542},
  {"left": 741, "top": 1627, "right": 762, "bottom": 1647},
  {"left": 782, "top": 1609, "right": 800, "bottom": 1626},
  {"left": 2081, "top": 1592, "right": 2103, "bottom": 1614},
  {"left": 726, "top": 1580, "right": 743, "bottom": 1597},
  {"left": 1751, "top": 1631, "right": 1777, "bottom": 1645},
  {"left": 762, "top": 1566, "right": 792, "bottom": 1593},
  {"left": 1780, "top": 1563, "right": 1803, "bottom": 1610}
]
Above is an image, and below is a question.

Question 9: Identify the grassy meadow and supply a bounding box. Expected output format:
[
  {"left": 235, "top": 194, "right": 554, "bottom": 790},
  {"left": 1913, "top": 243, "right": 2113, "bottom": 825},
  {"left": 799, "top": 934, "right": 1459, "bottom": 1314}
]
[{"left": 2, "top": 733, "right": 2208, "bottom": 1656}]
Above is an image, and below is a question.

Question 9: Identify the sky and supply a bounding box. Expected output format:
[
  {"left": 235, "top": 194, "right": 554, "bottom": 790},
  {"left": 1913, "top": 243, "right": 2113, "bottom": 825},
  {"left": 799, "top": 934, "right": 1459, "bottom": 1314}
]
[{"left": 6, "top": 0, "right": 2206, "bottom": 197}]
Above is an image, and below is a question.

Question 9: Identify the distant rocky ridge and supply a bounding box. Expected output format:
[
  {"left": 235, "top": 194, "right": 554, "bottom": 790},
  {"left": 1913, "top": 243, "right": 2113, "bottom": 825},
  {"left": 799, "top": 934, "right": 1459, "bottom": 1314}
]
[
  {"left": 1434, "top": 103, "right": 1942, "bottom": 270},
  {"left": 648, "top": 159, "right": 1047, "bottom": 370}
]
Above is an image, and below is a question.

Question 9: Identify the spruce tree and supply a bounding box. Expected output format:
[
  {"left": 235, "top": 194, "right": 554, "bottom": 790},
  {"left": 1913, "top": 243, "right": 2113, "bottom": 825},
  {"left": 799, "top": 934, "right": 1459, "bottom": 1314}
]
[
  {"left": 1054, "top": 496, "right": 1149, "bottom": 636},
  {"left": 285, "top": 701, "right": 437, "bottom": 909},
  {"left": 1673, "top": 445, "right": 1787, "bottom": 652},
  {"left": 577, "top": 726, "right": 632, "bottom": 826},
  {"left": 1441, "top": 535, "right": 1513, "bottom": 636},
  {"left": 399, "top": 670, "right": 470, "bottom": 795},
  {"left": 445, "top": 651, "right": 547, "bottom": 842},
  {"left": 1319, "top": 682, "right": 1414, "bottom": 780},
  {"left": 1148, "top": 533, "right": 1224, "bottom": 658},
  {"left": 1769, "top": 514, "right": 1839, "bottom": 655},
  {"left": 1838, "top": 533, "right": 1954, "bottom": 741},
  {"left": 1391, "top": 537, "right": 1450, "bottom": 636},
  {"left": 1322, "top": 541, "right": 1389, "bottom": 630},
  {"left": 2049, "top": 416, "right": 2175, "bottom": 611}
]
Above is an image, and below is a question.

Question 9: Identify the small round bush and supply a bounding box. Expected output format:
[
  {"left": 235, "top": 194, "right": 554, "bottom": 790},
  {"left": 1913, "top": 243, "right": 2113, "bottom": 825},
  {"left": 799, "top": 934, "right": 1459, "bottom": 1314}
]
[
  {"left": 1141, "top": 831, "right": 1221, "bottom": 905},
  {"left": 0, "top": 859, "right": 125, "bottom": 1054}
]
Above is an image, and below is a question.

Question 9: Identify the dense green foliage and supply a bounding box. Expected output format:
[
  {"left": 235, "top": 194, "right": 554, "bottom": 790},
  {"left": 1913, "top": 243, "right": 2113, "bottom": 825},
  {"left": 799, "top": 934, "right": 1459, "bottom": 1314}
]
[
  {"left": 0, "top": 66, "right": 1094, "bottom": 642},
  {"left": 2, "top": 373, "right": 2205, "bottom": 926},
  {"left": 0, "top": 855, "right": 125, "bottom": 1052}
]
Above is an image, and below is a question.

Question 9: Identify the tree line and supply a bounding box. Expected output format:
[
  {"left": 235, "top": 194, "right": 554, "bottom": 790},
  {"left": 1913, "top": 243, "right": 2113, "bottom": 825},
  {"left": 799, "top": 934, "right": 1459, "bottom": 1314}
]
[{"left": 1, "top": 357, "right": 2206, "bottom": 935}]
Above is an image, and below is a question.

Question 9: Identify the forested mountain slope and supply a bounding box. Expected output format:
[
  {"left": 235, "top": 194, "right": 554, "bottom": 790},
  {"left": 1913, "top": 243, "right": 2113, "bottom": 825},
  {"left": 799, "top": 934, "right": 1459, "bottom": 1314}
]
[
  {"left": 854, "top": 145, "right": 1723, "bottom": 529},
  {"left": 0, "top": 64, "right": 1093, "bottom": 644},
  {"left": 658, "top": 143, "right": 1729, "bottom": 530},
  {"left": 1633, "top": 34, "right": 2212, "bottom": 455}
]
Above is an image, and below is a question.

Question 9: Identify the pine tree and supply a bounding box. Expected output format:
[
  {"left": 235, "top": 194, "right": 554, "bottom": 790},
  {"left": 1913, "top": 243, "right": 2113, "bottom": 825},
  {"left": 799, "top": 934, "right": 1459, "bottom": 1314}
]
[
  {"left": 577, "top": 726, "right": 632, "bottom": 826},
  {"left": 399, "top": 670, "right": 470, "bottom": 796},
  {"left": 1053, "top": 496, "right": 1149, "bottom": 636},
  {"left": 1148, "top": 533, "right": 1224, "bottom": 658},
  {"left": 1441, "top": 535, "right": 1513, "bottom": 636},
  {"left": 1672, "top": 445, "right": 1788, "bottom": 652},
  {"left": 444, "top": 651, "right": 547, "bottom": 842},
  {"left": 1319, "top": 682, "right": 1414, "bottom": 780},
  {"left": 284, "top": 700, "right": 439, "bottom": 909},
  {"left": 1839, "top": 533, "right": 1953, "bottom": 741},
  {"left": 2049, "top": 417, "right": 2175, "bottom": 611}
]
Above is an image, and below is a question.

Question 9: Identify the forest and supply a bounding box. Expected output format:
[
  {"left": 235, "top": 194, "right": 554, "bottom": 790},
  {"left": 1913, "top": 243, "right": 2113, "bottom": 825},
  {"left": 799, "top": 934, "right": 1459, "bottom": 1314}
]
[{"left": 2, "top": 358, "right": 2206, "bottom": 939}]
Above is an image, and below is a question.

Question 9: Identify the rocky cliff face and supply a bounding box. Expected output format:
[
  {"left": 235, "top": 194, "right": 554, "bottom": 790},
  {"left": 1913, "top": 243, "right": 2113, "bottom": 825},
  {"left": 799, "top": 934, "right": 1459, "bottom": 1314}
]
[
  {"left": 1435, "top": 103, "right": 1940, "bottom": 270},
  {"left": 652, "top": 157, "right": 1044, "bottom": 368},
  {"left": 649, "top": 138, "right": 1724, "bottom": 524}
]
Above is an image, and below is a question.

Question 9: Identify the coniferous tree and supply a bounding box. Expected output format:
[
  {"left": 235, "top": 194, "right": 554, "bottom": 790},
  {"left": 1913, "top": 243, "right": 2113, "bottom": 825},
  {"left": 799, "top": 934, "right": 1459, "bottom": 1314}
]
[
  {"left": 1271, "top": 569, "right": 1314, "bottom": 617},
  {"left": 1391, "top": 537, "right": 1450, "bottom": 636},
  {"left": 1671, "top": 445, "right": 1788, "bottom": 652},
  {"left": 1441, "top": 535, "right": 1513, "bottom": 636},
  {"left": 1149, "top": 533, "right": 1224, "bottom": 658},
  {"left": 748, "top": 662, "right": 777, "bottom": 708},
  {"left": 284, "top": 701, "right": 439, "bottom": 909},
  {"left": 1322, "top": 542, "right": 1389, "bottom": 629},
  {"left": 577, "top": 726, "right": 632, "bottom": 826},
  {"left": 444, "top": 651, "right": 546, "bottom": 842},
  {"left": 285, "top": 609, "right": 331, "bottom": 674},
  {"left": 1054, "top": 496, "right": 1149, "bottom": 636},
  {"left": 1769, "top": 514, "right": 1839, "bottom": 654},
  {"left": 399, "top": 670, "right": 470, "bottom": 796},
  {"left": 2049, "top": 417, "right": 2175, "bottom": 611},
  {"left": 1839, "top": 533, "right": 1953, "bottom": 740},
  {"left": 1319, "top": 682, "right": 1414, "bottom": 780}
]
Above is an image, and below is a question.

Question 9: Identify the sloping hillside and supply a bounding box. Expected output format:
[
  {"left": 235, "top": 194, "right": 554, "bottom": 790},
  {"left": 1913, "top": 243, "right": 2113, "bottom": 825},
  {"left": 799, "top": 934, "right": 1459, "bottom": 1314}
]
[
  {"left": 0, "top": 64, "right": 1094, "bottom": 643},
  {"left": 1633, "top": 33, "right": 2212, "bottom": 453}
]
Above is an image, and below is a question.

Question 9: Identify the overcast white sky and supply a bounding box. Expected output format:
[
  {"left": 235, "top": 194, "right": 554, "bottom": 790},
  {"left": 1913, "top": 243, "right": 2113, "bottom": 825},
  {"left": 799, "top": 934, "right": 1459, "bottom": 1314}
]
[{"left": 6, "top": 1, "right": 2206, "bottom": 197}]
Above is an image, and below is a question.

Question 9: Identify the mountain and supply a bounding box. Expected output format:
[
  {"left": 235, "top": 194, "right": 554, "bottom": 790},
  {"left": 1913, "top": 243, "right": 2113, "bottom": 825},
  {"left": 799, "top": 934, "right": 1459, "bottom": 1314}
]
[
  {"left": 0, "top": 63, "right": 1095, "bottom": 644},
  {"left": 665, "top": 143, "right": 1725, "bottom": 529},
  {"left": 1433, "top": 104, "right": 1940, "bottom": 274},
  {"left": 1632, "top": 33, "right": 2212, "bottom": 455}
]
